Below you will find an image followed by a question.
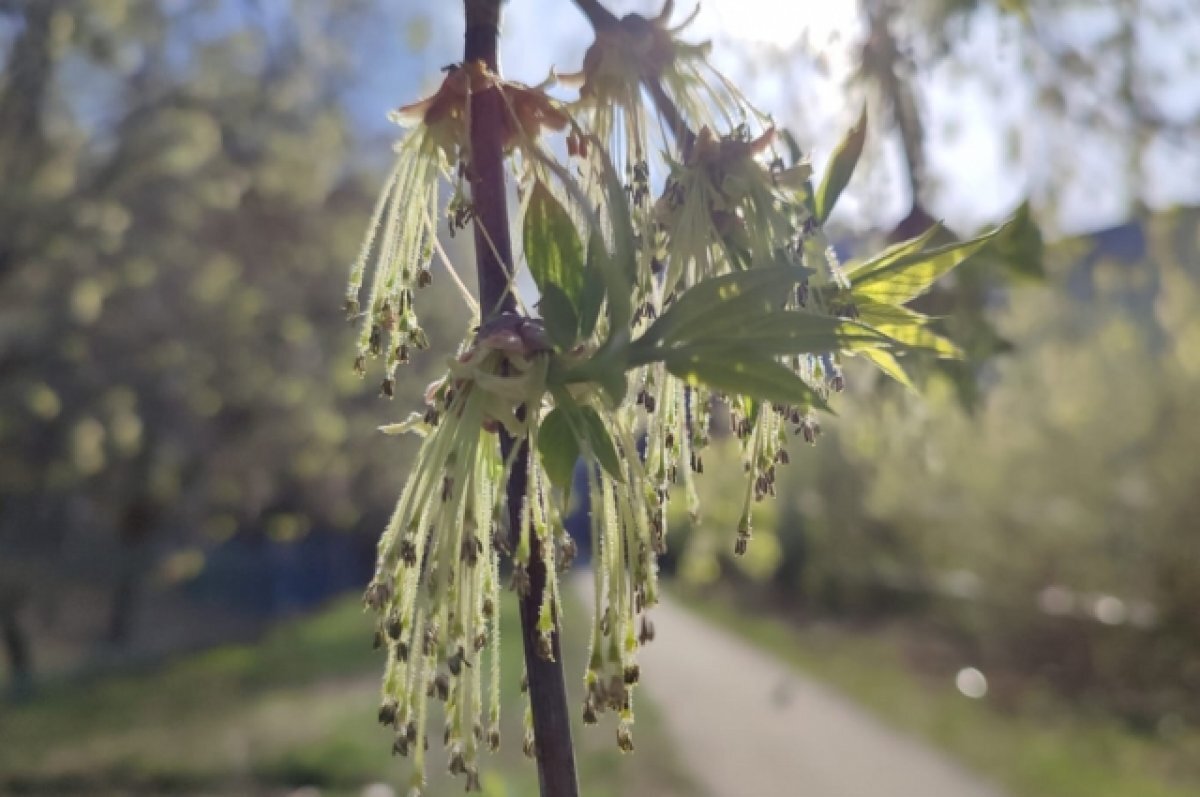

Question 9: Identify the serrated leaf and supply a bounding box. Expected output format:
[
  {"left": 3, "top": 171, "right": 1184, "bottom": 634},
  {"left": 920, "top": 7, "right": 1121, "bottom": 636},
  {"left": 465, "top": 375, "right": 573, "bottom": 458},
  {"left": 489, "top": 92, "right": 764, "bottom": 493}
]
[
  {"left": 855, "top": 300, "right": 961, "bottom": 358},
  {"left": 524, "top": 180, "right": 584, "bottom": 307},
  {"left": 854, "top": 299, "right": 933, "bottom": 328},
  {"left": 637, "top": 267, "right": 810, "bottom": 352},
  {"left": 663, "top": 347, "right": 827, "bottom": 410},
  {"left": 851, "top": 223, "right": 1007, "bottom": 304},
  {"left": 814, "top": 104, "right": 867, "bottom": 223},
  {"left": 593, "top": 138, "right": 636, "bottom": 330},
  {"left": 686, "top": 312, "right": 893, "bottom": 357},
  {"left": 594, "top": 366, "right": 628, "bottom": 408},
  {"left": 881, "top": 325, "right": 962, "bottom": 358},
  {"left": 578, "top": 406, "right": 623, "bottom": 481},
  {"left": 781, "top": 128, "right": 804, "bottom": 168},
  {"left": 843, "top": 223, "right": 944, "bottom": 280},
  {"left": 537, "top": 407, "right": 580, "bottom": 495},
  {"left": 538, "top": 283, "right": 579, "bottom": 351},
  {"left": 578, "top": 235, "right": 606, "bottom": 339},
  {"left": 859, "top": 348, "right": 917, "bottom": 392}
]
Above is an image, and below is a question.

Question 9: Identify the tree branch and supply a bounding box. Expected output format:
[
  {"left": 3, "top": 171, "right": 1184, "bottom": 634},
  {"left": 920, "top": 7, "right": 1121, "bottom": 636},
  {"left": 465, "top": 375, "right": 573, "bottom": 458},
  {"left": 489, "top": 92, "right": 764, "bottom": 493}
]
[
  {"left": 464, "top": 3, "right": 580, "bottom": 796},
  {"left": 643, "top": 74, "right": 698, "bottom": 157}
]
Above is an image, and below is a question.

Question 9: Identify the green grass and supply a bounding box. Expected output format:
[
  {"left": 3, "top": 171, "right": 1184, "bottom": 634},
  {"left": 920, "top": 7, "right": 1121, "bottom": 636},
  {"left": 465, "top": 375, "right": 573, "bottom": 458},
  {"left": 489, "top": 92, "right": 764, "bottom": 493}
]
[
  {"left": 0, "top": 588, "right": 696, "bottom": 797},
  {"left": 680, "top": 585, "right": 1200, "bottom": 797}
]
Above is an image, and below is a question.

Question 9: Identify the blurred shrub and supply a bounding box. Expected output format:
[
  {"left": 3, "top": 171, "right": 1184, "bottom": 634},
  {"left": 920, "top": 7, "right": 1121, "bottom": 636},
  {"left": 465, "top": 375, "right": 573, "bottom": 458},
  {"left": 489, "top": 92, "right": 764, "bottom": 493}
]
[
  {"left": 667, "top": 208, "right": 1200, "bottom": 726},
  {"left": 0, "top": 1, "right": 466, "bottom": 678}
]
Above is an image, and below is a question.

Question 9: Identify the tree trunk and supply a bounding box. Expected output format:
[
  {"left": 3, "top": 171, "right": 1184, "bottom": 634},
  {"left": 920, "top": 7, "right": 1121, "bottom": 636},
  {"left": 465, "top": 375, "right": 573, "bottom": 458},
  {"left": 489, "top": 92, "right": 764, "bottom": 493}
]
[
  {"left": 106, "top": 498, "right": 157, "bottom": 648},
  {"left": 1, "top": 597, "right": 32, "bottom": 695}
]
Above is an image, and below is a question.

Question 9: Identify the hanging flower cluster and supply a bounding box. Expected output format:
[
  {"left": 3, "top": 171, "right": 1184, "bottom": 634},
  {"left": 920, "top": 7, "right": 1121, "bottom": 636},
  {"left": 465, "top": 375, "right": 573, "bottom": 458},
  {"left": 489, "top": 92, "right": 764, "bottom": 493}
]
[
  {"left": 364, "top": 320, "right": 547, "bottom": 794},
  {"left": 340, "top": 2, "right": 1017, "bottom": 793},
  {"left": 559, "top": 1, "right": 865, "bottom": 557},
  {"left": 344, "top": 62, "right": 570, "bottom": 398}
]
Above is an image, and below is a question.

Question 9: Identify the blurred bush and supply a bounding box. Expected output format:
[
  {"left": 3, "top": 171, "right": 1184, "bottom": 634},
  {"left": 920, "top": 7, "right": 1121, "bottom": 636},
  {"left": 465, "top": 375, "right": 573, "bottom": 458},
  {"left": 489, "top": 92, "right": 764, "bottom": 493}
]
[
  {"left": 0, "top": 0, "right": 463, "bottom": 688},
  {"left": 667, "top": 207, "right": 1200, "bottom": 728}
]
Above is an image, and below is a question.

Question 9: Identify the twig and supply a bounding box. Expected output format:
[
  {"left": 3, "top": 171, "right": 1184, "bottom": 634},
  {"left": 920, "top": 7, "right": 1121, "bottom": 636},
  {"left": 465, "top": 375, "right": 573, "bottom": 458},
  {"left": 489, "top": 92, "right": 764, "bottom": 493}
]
[
  {"left": 642, "top": 75, "right": 698, "bottom": 157},
  {"left": 570, "top": 0, "right": 699, "bottom": 157},
  {"left": 463, "top": 2, "right": 580, "bottom": 796},
  {"left": 571, "top": 0, "right": 619, "bottom": 29}
]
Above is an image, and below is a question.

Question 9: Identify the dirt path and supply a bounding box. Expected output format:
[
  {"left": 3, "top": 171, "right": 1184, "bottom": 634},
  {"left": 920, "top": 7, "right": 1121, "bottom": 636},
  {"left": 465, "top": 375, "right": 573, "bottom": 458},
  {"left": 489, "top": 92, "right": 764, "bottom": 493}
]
[{"left": 580, "top": 579, "right": 1008, "bottom": 797}]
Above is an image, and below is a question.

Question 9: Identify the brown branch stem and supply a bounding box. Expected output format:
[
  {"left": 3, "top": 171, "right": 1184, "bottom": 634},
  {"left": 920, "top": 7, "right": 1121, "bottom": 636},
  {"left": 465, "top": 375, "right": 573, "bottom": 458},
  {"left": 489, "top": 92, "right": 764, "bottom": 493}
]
[
  {"left": 863, "top": 2, "right": 927, "bottom": 211},
  {"left": 463, "top": 3, "right": 580, "bottom": 796},
  {"left": 571, "top": 0, "right": 619, "bottom": 29}
]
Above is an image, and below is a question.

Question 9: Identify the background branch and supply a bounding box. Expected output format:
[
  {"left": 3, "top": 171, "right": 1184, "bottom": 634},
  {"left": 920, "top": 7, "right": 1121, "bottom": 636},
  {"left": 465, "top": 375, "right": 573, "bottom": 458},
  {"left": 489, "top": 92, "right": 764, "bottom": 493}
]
[{"left": 571, "top": 0, "right": 698, "bottom": 156}]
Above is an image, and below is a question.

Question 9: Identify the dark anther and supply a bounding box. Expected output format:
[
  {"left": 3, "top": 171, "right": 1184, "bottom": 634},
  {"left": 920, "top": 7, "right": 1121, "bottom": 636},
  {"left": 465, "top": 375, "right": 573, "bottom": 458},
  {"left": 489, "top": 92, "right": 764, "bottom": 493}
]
[
  {"left": 638, "top": 616, "right": 655, "bottom": 644},
  {"left": 363, "top": 581, "right": 391, "bottom": 610}
]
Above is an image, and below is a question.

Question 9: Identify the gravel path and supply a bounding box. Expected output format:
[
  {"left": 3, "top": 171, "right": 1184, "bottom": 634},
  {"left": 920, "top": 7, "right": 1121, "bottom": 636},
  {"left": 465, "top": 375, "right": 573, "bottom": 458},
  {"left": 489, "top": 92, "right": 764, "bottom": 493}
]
[{"left": 580, "top": 579, "right": 1008, "bottom": 797}]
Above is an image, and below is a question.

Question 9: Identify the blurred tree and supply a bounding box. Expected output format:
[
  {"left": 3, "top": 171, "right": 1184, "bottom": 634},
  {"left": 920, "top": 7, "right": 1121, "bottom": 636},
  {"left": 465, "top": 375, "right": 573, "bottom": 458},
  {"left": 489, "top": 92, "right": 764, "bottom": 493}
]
[
  {"left": 669, "top": 206, "right": 1200, "bottom": 723},
  {"left": 852, "top": 0, "right": 1193, "bottom": 405},
  {"left": 766, "top": 0, "right": 1200, "bottom": 236},
  {"left": 719, "top": 0, "right": 1198, "bottom": 407},
  {"left": 0, "top": 0, "right": 462, "bottom": 686},
  {"left": 658, "top": 0, "right": 1200, "bottom": 727}
]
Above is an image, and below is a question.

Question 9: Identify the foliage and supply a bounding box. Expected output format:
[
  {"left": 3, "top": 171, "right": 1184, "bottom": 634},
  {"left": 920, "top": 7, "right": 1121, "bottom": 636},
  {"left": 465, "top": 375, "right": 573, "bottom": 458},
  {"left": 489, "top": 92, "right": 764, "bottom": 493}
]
[
  {"left": 685, "top": 586, "right": 1200, "bottom": 797},
  {"left": 0, "top": 0, "right": 462, "bottom": 678},
  {"left": 0, "top": 592, "right": 695, "bottom": 797},
  {"left": 666, "top": 207, "right": 1200, "bottom": 729},
  {"left": 746, "top": 0, "right": 1200, "bottom": 235},
  {"left": 342, "top": 1, "right": 1026, "bottom": 790}
]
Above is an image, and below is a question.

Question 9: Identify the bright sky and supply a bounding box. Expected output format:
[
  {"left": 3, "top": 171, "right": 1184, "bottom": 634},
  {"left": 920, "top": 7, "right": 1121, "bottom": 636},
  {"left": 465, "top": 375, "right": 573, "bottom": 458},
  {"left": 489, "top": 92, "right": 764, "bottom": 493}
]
[
  {"left": 355, "top": 0, "right": 1199, "bottom": 237},
  {"left": 690, "top": 0, "right": 861, "bottom": 48}
]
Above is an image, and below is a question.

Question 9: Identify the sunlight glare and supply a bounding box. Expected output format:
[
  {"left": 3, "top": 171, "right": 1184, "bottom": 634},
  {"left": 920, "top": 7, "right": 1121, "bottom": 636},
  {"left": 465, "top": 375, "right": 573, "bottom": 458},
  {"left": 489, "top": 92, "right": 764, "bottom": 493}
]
[{"left": 701, "top": 0, "right": 859, "bottom": 49}]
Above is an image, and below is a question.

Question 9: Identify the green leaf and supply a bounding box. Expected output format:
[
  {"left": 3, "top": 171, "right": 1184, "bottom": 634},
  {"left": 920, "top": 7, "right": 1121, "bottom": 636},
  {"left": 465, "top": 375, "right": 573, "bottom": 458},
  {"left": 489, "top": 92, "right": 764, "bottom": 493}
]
[
  {"left": 989, "top": 201, "right": 1045, "bottom": 280},
  {"left": 886, "top": 326, "right": 961, "bottom": 358},
  {"left": 524, "top": 181, "right": 584, "bottom": 307},
  {"left": 538, "top": 283, "right": 579, "bottom": 351},
  {"left": 637, "top": 266, "right": 810, "bottom": 352},
  {"left": 855, "top": 300, "right": 961, "bottom": 358},
  {"left": 593, "top": 138, "right": 636, "bottom": 331},
  {"left": 780, "top": 128, "right": 804, "bottom": 169},
  {"left": 578, "top": 406, "right": 623, "bottom": 481},
  {"left": 851, "top": 223, "right": 1007, "bottom": 304},
  {"left": 594, "top": 364, "right": 628, "bottom": 408},
  {"left": 578, "top": 234, "right": 607, "bottom": 339},
  {"left": 859, "top": 348, "right": 917, "bottom": 392},
  {"left": 814, "top": 105, "right": 867, "bottom": 223},
  {"left": 685, "top": 312, "right": 893, "bottom": 357},
  {"left": 537, "top": 408, "right": 580, "bottom": 495},
  {"left": 663, "top": 346, "right": 827, "bottom": 410},
  {"left": 843, "top": 223, "right": 944, "bottom": 281},
  {"left": 854, "top": 299, "right": 933, "bottom": 328}
]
